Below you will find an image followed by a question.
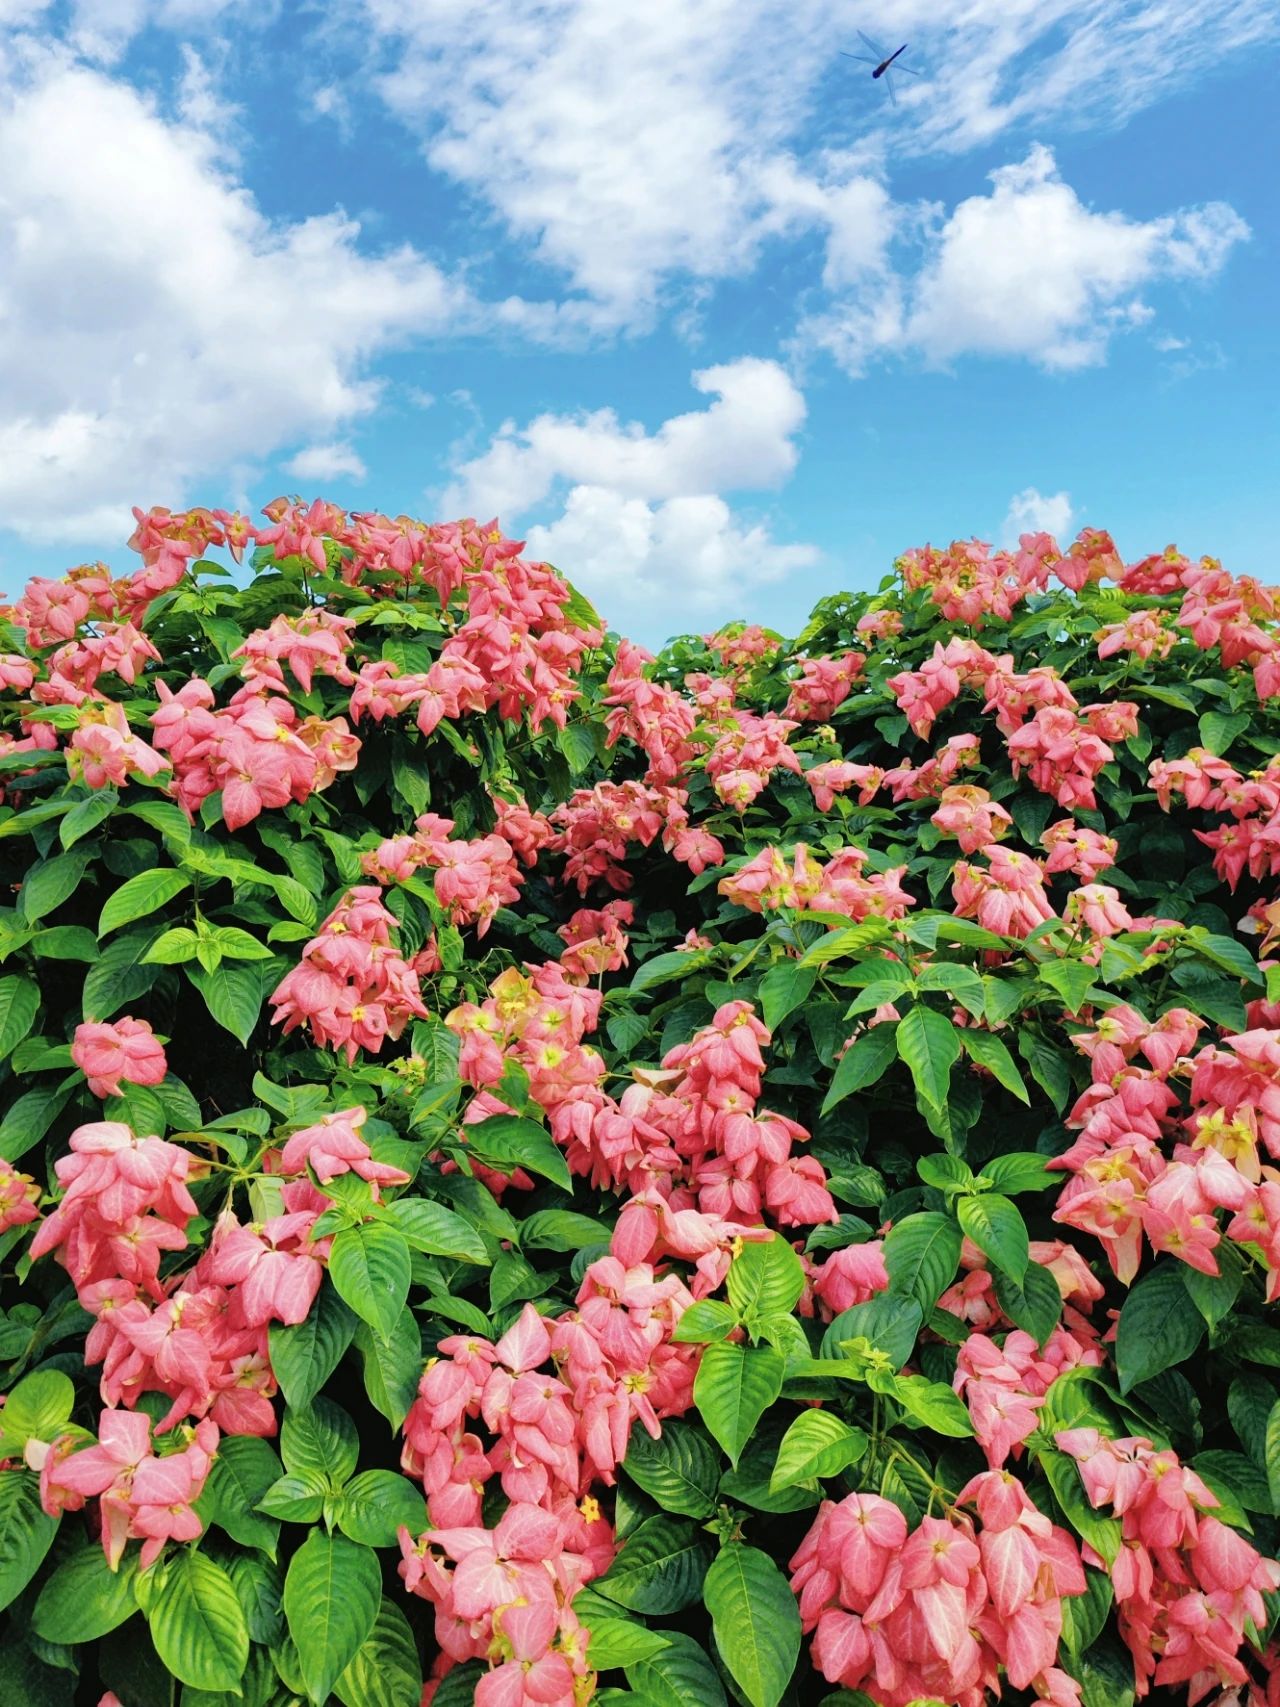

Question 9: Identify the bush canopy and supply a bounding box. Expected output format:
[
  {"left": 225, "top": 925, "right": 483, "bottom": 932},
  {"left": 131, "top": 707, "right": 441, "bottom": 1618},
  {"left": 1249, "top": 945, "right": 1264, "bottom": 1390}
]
[{"left": 0, "top": 502, "right": 1279, "bottom": 1707}]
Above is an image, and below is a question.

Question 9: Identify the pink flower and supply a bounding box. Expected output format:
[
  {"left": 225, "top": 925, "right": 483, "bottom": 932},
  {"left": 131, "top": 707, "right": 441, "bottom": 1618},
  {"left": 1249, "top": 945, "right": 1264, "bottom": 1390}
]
[
  {"left": 0, "top": 1159, "right": 40, "bottom": 1233},
  {"left": 278, "top": 1107, "right": 411, "bottom": 1190},
  {"left": 812, "top": 1242, "right": 889, "bottom": 1315},
  {"left": 72, "top": 1018, "right": 168, "bottom": 1100}
]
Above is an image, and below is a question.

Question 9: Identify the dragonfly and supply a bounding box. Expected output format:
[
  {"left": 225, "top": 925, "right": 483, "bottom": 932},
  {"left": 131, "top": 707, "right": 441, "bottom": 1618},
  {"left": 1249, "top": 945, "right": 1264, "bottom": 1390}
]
[{"left": 841, "top": 29, "right": 921, "bottom": 105}]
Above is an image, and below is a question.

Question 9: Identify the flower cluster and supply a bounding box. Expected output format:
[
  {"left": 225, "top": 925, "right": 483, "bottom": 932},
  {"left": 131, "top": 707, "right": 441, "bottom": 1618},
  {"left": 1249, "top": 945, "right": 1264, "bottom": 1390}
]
[
  {"left": 400, "top": 1264, "right": 696, "bottom": 1701},
  {"left": 269, "top": 885, "right": 428, "bottom": 1061},
  {"left": 37, "top": 1411, "right": 218, "bottom": 1569},
  {"left": 364, "top": 812, "right": 525, "bottom": 936},
  {"left": 791, "top": 1473, "right": 1087, "bottom": 1706},
  {"left": 1049, "top": 1004, "right": 1276, "bottom": 1287},
  {"left": 718, "top": 843, "right": 914, "bottom": 922},
  {"left": 149, "top": 672, "right": 358, "bottom": 828},
  {"left": 1058, "top": 1428, "right": 1280, "bottom": 1697},
  {"left": 71, "top": 1018, "right": 167, "bottom": 1101}
]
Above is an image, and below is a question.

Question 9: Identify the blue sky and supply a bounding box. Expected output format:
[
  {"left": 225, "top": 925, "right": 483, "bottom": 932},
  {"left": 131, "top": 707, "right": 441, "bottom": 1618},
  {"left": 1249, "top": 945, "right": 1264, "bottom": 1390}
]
[{"left": 0, "top": 1, "right": 1276, "bottom": 644}]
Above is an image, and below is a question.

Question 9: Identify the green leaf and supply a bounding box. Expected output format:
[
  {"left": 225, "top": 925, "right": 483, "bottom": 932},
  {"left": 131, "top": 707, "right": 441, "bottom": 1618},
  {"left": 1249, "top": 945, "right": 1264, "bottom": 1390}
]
[
  {"left": 0, "top": 1470, "right": 59, "bottom": 1612},
  {"left": 334, "top": 1597, "right": 423, "bottom": 1707},
  {"left": 354, "top": 1311, "right": 423, "bottom": 1431},
  {"left": 147, "top": 1549, "right": 249, "bottom": 1693},
  {"left": 585, "top": 1618, "right": 671, "bottom": 1670},
  {"left": 98, "top": 867, "right": 190, "bottom": 936},
  {"left": 1182, "top": 1245, "right": 1243, "bottom": 1328},
  {"left": 460, "top": 1113, "right": 572, "bottom": 1190},
  {"left": 1189, "top": 929, "right": 1264, "bottom": 987},
  {"left": 626, "top": 1630, "right": 727, "bottom": 1707},
  {"left": 883, "top": 1212, "right": 961, "bottom": 1312},
  {"left": 1037, "top": 959, "right": 1099, "bottom": 1016},
  {"left": 822, "top": 1295, "right": 923, "bottom": 1370},
  {"left": 1114, "top": 1264, "right": 1205, "bottom": 1394},
  {"left": 917, "top": 1153, "right": 973, "bottom": 1191},
  {"left": 59, "top": 789, "right": 118, "bottom": 847},
  {"left": 958, "top": 1027, "right": 1030, "bottom": 1102},
  {"left": 82, "top": 926, "right": 164, "bottom": 1019},
  {"left": 0, "top": 1369, "right": 75, "bottom": 1455},
  {"left": 758, "top": 963, "right": 817, "bottom": 1031},
  {"left": 31, "top": 924, "right": 100, "bottom": 961},
  {"left": 915, "top": 961, "right": 986, "bottom": 1018},
  {"left": 1267, "top": 1400, "right": 1280, "bottom": 1514},
  {"left": 1198, "top": 709, "right": 1250, "bottom": 756},
  {"left": 284, "top": 1531, "right": 382, "bottom": 1706},
  {"left": 895, "top": 1005, "right": 961, "bottom": 1110},
  {"left": 820, "top": 1022, "right": 899, "bottom": 1115},
  {"left": 1227, "top": 1373, "right": 1276, "bottom": 1467},
  {"left": 704, "top": 1543, "right": 801, "bottom": 1707},
  {"left": 770, "top": 1411, "right": 869, "bottom": 1490},
  {"left": 186, "top": 961, "right": 266, "bottom": 1045},
  {"left": 32, "top": 1546, "right": 138, "bottom": 1644},
  {"left": 1193, "top": 1449, "right": 1273, "bottom": 1518},
  {"left": 257, "top": 1470, "right": 327, "bottom": 1524},
  {"left": 336, "top": 1470, "right": 427, "bottom": 1548},
  {"left": 1017, "top": 1030, "right": 1072, "bottom": 1113},
  {"left": 198, "top": 1435, "right": 282, "bottom": 1556},
  {"left": 280, "top": 1396, "right": 359, "bottom": 1485},
  {"left": 886, "top": 1372, "right": 974, "bottom": 1436},
  {"left": 381, "top": 1197, "right": 489, "bottom": 1264},
  {"left": 981, "top": 1151, "right": 1056, "bottom": 1195},
  {"left": 0, "top": 1084, "right": 70, "bottom": 1163},
  {"left": 726, "top": 1236, "right": 805, "bottom": 1325},
  {"left": 993, "top": 1262, "right": 1063, "bottom": 1346},
  {"left": 694, "top": 1343, "right": 785, "bottom": 1467},
  {"left": 209, "top": 925, "right": 272, "bottom": 960},
  {"left": 956, "top": 1192, "right": 1028, "bottom": 1282},
  {"left": 21, "top": 850, "right": 92, "bottom": 924},
  {"left": 0, "top": 975, "right": 39, "bottom": 1058},
  {"left": 606, "top": 1008, "right": 649, "bottom": 1055},
  {"left": 521, "top": 1209, "right": 613, "bottom": 1251},
  {"left": 328, "top": 1222, "right": 412, "bottom": 1343},
  {"left": 1059, "top": 1566, "right": 1114, "bottom": 1657},
  {"left": 594, "top": 1515, "right": 711, "bottom": 1615},
  {"left": 559, "top": 720, "right": 598, "bottom": 774},
  {"left": 621, "top": 1419, "right": 721, "bottom": 1518},
  {"left": 269, "top": 1282, "right": 357, "bottom": 1408},
  {"left": 671, "top": 1298, "right": 739, "bottom": 1343},
  {"left": 629, "top": 949, "right": 711, "bottom": 995}
]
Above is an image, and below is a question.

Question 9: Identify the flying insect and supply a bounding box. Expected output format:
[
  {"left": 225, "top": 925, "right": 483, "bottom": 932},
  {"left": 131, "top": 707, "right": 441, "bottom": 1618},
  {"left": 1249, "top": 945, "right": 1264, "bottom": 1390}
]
[{"left": 841, "top": 30, "right": 920, "bottom": 105}]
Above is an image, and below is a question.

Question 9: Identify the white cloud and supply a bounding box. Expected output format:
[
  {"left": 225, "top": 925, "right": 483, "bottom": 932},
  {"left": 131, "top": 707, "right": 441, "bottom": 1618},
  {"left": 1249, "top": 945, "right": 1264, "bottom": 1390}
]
[
  {"left": 444, "top": 358, "right": 806, "bottom": 518},
  {"left": 342, "top": 0, "right": 1272, "bottom": 327},
  {"left": 284, "top": 442, "right": 368, "bottom": 483},
  {"left": 444, "top": 358, "right": 817, "bottom": 628},
  {"left": 1002, "top": 486, "right": 1074, "bottom": 546},
  {"left": 907, "top": 149, "right": 1247, "bottom": 369},
  {"left": 807, "top": 145, "right": 1249, "bottom": 373},
  {"left": 527, "top": 489, "right": 818, "bottom": 633},
  {"left": 0, "top": 59, "right": 470, "bottom": 541}
]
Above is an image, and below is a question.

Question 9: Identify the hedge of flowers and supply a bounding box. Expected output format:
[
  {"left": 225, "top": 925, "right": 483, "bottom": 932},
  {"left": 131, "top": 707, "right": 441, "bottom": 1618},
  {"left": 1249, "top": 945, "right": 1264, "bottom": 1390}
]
[{"left": 0, "top": 501, "right": 1279, "bottom": 1707}]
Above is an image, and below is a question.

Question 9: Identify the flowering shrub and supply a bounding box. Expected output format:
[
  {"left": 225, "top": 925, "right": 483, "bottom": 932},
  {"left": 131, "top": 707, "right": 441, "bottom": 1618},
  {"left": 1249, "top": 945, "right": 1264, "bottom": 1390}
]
[{"left": 0, "top": 509, "right": 1278, "bottom": 1707}]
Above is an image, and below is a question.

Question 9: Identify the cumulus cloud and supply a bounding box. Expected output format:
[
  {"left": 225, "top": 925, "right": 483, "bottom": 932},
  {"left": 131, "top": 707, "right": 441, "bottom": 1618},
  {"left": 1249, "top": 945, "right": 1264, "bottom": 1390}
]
[
  {"left": 1002, "top": 486, "right": 1074, "bottom": 546},
  {"left": 0, "top": 60, "right": 469, "bottom": 541},
  {"left": 807, "top": 145, "right": 1249, "bottom": 373},
  {"left": 284, "top": 442, "right": 368, "bottom": 483},
  {"left": 445, "top": 358, "right": 806, "bottom": 519},
  {"left": 444, "top": 358, "right": 817, "bottom": 630}
]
